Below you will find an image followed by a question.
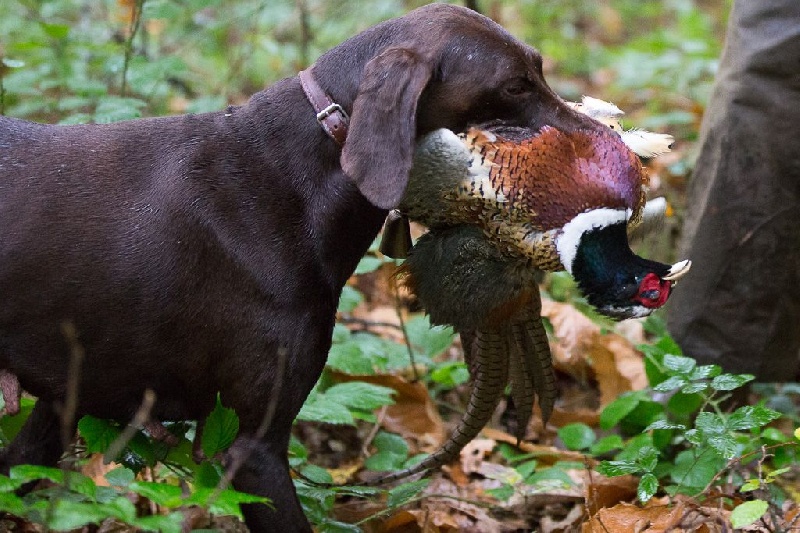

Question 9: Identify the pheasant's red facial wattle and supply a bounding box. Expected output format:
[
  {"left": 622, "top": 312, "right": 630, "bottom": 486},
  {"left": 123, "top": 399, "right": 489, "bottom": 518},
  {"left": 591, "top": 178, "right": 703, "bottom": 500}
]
[{"left": 634, "top": 273, "right": 671, "bottom": 308}]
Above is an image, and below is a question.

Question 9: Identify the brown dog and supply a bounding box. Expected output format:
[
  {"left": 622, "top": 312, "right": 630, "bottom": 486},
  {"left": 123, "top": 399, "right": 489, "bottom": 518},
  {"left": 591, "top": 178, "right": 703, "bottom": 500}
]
[{"left": 0, "top": 4, "right": 610, "bottom": 531}]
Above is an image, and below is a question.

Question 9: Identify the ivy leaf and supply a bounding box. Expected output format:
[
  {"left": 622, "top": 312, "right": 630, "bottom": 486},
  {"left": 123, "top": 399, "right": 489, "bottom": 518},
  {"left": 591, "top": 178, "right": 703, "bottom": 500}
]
[
  {"left": 637, "top": 473, "right": 659, "bottom": 502},
  {"left": 202, "top": 396, "right": 240, "bottom": 459},
  {"left": 730, "top": 500, "right": 769, "bottom": 529}
]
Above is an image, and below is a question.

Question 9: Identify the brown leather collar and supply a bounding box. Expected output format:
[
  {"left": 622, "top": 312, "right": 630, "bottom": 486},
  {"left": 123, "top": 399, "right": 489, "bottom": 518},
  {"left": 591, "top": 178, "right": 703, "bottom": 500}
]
[{"left": 299, "top": 67, "right": 349, "bottom": 146}]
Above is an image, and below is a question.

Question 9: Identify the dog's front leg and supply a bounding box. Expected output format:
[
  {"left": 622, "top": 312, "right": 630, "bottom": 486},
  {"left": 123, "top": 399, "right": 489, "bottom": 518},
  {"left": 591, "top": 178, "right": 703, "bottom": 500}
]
[
  {"left": 225, "top": 434, "right": 311, "bottom": 533},
  {"left": 0, "top": 400, "right": 63, "bottom": 473}
]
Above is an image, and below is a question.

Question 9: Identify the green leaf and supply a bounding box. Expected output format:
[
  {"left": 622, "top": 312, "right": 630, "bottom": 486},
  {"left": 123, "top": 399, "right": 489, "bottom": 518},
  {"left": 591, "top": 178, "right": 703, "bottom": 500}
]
[
  {"left": 711, "top": 373, "right": 754, "bottom": 391},
  {"left": 94, "top": 97, "right": 146, "bottom": 123},
  {"left": 299, "top": 464, "right": 334, "bottom": 485},
  {"left": 636, "top": 446, "right": 659, "bottom": 472},
  {"left": 740, "top": 479, "right": 760, "bottom": 492},
  {"left": 0, "top": 491, "right": 25, "bottom": 516},
  {"left": 680, "top": 382, "right": 708, "bottom": 394},
  {"left": 662, "top": 354, "right": 696, "bottom": 375},
  {"left": 9, "top": 464, "right": 64, "bottom": 485},
  {"left": 0, "top": 474, "right": 21, "bottom": 493},
  {"left": 354, "top": 255, "right": 383, "bottom": 275},
  {"left": 128, "top": 481, "right": 183, "bottom": 508},
  {"left": 324, "top": 382, "right": 395, "bottom": 411},
  {"left": 695, "top": 412, "right": 726, "bottom": 435},
  {"left": 133, "top": 513, "right": 185, "bottom": 533},
  {"left": 590, "top": 435, "right": 624, "bottom": 456},
  {"left": 187, "top": 487, "right": 271, "bottom": 519},
  {"left": 653, "top": 375, "right": 688, "bottom": 392},
  {"left": 557, "top": 423, "right": 596, "bottom": 451},
  {"left": 485, "top": 484, "right": 515, "bottom": 501},
  {"left": 47, "top": 501, "right": 108, "bottom": 530},
  {"left": 430, "top": 361, "right": 469, "bottom": 388},
  {"left": 644, "top": 419, "right": 685, "bottom": 431},
  {"left": 670, "top": 449, "right": 725, "bottom": 490},
  {"left": 78, "top": 415, "right": 122, "bottom": 454},
  {"left": 337, "top": 285, "right": 363, "bottom": 313},
  {"left": 637, "top": 473, "right": 659, "bottom": 502},
  {"left": 404, "top": 315, "right": 455, "bottom": 358},
  {"left": 365, "top": 431, "right": 409, "bottom": 471},
  {"left": 599, "top": 392, "right": 643, "bottom": 429},
  {"left": 727, "top": 406, "right": 781, "bottom": 431},
  {"left": 0, "top": 397, "right": 36, "bottom": 442},
  {"left": 194, "top": 461, "right": 222, "bottom": 488},
  {"left": 202, "top": 396, "right": 240, "bottom": 458},
  {"left": 297, "top": 395, "right": 354, "bottom": 425},
  {"left": 688, "top": 364, "right": 721, "bottom": 380},
  {"left": 318, "top": 519, "right": 364, "bottom": 533},
  {"left": 667, "top": 392, "right": 704, "bottom": 417},
  {"left": 387, "top": 479, "right": 429, "bottom": 508},
  {"left": 597, "top": 460, "right": 640, "bottom": 477},
  {"left": 105, "top": 466, "right": 135, "bottom": 487},
  {"left": 730, "top": 500, "right": 768, "bottom": 529},
  {"left": 40, "top": 22, "right": 70, "bottom": 39},
  {"left": 327, "top": 342, "right": 374, "bottom": 375}
]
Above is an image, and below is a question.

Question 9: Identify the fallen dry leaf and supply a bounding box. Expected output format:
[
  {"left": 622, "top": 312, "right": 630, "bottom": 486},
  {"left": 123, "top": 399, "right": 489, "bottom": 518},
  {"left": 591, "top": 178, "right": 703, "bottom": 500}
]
[
  {"left": 334, "top": 372, "right": 446, "bottom": 453},
  {"left": 542, "top": 299, "right": 647, "bottom": 407},
  {"left": 583, "top": 500, "right": 688, "bottom": 532},
  {"left": 481, "top": 427, "right": 593, "bottom": 467},
  {"left": 460, "top": 438, "right": 496, "bottom": 474},
  {"left": 584, "top": 471, "right": 638, "bottom": 515}
]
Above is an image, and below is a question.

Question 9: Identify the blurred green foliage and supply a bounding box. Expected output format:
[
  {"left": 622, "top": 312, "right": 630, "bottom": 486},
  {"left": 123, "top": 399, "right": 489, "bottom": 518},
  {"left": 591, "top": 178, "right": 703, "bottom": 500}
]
[{"left": 1, "top": 0, "right": 728, "bottom": 127}]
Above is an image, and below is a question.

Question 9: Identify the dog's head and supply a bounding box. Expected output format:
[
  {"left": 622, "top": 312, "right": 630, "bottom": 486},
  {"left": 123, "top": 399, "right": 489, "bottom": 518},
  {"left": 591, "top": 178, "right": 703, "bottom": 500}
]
[{"left": 318, "top": 4, "right": 608, "bottom": 210}]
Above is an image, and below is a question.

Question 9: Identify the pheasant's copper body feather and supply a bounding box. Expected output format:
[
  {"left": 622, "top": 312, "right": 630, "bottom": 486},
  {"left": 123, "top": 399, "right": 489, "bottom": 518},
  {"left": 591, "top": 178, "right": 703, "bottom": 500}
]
[{"left": 401, "top": 126, "right": 650, "bottom": 271}]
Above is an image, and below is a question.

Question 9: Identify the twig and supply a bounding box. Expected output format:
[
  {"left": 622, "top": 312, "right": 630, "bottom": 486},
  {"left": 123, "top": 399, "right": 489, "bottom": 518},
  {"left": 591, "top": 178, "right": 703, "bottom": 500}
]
[
  {"left": 394, "top": 279, "right": 419, "bottom": 382},
  {"left": 698, "top": 442, "right": 792, "bottom": 498},
  {"left": 339, "top": 317, "right": 405, "bottom": 331},
  {"left": 361, "top": 405, "right": 388, "bottom": 458},
  {"left": 297, "top": 0, "right": 311, "bottom": 68},
  {"left": 103, "top": 389, "right": 157, "bottom": 464},
  {"left": 120, "top": 0, "right": 146, "bottom": 96},
  {"left": 59, "top": 321, "right": 84, "bottom": 452},
  {"left": 218, "top": 346, "right": 288, "bottom": 493}
]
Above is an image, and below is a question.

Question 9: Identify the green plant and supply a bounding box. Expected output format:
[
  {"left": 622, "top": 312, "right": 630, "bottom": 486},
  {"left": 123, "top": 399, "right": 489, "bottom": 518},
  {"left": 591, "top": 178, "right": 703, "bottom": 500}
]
[
  {"left": 0, "top": 396, "right": 266, "bottom": 530},
  {"left": 592, "top": 317, "right": 796, "bottom": 529}
]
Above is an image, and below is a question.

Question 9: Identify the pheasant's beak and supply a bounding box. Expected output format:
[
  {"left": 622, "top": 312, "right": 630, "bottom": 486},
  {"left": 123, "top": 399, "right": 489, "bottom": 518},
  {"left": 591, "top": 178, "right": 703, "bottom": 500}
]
[{"left": 663, "top": 259, "right": 692, "bottom": 281}]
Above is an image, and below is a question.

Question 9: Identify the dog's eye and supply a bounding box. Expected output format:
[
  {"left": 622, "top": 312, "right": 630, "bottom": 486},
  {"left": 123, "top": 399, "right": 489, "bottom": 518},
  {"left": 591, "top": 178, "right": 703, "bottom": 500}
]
[{"left": 503, "top": 80, "right": 532, "bottom": 97}]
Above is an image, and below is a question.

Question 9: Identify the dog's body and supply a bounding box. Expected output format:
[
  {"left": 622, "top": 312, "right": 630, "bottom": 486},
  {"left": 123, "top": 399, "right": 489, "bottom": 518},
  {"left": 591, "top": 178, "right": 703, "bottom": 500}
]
[{"left": 0, "top": 5, "right": 607, "bottom": 530}]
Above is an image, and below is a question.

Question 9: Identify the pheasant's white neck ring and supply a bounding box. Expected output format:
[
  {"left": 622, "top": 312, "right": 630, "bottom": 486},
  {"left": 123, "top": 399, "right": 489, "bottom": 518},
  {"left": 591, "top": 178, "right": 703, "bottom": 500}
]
[{"left": 556, "top": 208, "right": 628, "bottom": 274}]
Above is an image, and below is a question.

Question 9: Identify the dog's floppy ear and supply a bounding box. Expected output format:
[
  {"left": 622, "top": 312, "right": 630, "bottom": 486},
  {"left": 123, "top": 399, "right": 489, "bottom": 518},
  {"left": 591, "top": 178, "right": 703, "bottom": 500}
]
[{"left": 341, "top": 47, "right": 432, "bottom": 210}]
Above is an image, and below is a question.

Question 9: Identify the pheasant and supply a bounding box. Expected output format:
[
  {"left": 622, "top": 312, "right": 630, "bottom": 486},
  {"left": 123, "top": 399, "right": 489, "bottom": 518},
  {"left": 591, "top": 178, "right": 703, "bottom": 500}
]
[{"left": 370, "top": 112, "right": 689, "bottom": 485}]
